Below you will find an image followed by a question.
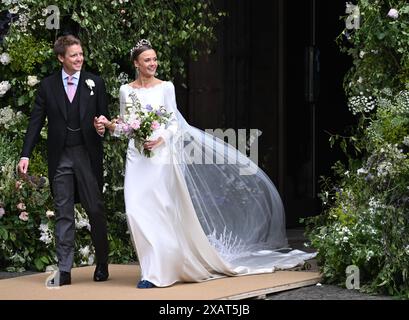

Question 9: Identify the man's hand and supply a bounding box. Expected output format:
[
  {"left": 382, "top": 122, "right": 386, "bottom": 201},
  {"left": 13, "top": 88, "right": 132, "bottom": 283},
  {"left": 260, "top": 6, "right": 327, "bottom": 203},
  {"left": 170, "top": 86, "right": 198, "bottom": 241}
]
[
  {"left": 18, "top": 158, "right": 29, "bottom": 174},
  {"left": 143, "top": 137, "right": 164, "bottom": 151},
  {"left": 94, "top": 116, "right": 106, "bottom": 136}
]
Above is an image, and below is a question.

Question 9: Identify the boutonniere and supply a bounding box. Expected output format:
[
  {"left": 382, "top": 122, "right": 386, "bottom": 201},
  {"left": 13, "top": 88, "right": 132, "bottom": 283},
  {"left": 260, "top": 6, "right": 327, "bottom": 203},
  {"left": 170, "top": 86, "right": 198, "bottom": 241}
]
[{"left": 85, "top": 79, "right": 95, "bottom": 95}]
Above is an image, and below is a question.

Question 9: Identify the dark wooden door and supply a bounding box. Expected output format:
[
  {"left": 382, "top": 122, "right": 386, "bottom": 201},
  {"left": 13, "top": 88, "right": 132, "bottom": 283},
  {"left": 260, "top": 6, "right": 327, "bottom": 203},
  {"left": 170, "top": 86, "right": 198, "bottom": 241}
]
[{"left": 175, "top": 0, "right": 352, "bottom": 227}]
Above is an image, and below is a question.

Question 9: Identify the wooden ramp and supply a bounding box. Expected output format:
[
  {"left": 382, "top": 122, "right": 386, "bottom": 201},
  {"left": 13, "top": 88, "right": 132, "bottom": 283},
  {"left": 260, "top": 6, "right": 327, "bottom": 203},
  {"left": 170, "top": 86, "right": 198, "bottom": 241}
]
[{"left": 0, "top": 264, "right": 321, "bottom": 300}]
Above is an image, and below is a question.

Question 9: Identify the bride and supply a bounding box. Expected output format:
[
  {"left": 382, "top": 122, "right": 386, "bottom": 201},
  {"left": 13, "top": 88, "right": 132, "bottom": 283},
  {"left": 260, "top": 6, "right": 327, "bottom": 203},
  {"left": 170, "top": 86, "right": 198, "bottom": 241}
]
[{"left": 99, "top": 39, "right": 315, "bottom": 288}]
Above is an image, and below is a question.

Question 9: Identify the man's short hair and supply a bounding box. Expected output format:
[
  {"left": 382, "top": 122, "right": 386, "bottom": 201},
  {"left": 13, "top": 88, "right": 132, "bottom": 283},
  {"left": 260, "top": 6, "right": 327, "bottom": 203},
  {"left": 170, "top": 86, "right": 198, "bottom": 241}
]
[{"left": 53, "top": 35, "right": 81, "bottom": 57}]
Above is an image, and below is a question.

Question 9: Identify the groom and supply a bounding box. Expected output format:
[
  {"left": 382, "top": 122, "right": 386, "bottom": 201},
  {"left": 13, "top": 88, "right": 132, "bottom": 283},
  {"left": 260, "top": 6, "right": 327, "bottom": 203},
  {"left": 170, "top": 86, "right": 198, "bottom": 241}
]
[{"left": 18, "top": 35, "right": 109, "bottom": 286}]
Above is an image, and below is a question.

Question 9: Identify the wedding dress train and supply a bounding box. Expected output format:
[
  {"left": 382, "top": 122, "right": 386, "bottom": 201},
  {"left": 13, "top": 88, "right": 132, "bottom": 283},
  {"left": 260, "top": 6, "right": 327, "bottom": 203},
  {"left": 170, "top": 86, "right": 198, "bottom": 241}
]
[{"left": 117, "top": 82, "right": 316, "bottom": 287}]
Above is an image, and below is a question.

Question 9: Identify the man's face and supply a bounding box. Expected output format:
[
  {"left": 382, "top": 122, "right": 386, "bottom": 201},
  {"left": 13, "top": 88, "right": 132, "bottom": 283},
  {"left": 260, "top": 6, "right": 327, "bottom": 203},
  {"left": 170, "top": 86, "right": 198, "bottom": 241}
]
[{"left": 58, "top": 44, "right": 84, "bottom": 74}]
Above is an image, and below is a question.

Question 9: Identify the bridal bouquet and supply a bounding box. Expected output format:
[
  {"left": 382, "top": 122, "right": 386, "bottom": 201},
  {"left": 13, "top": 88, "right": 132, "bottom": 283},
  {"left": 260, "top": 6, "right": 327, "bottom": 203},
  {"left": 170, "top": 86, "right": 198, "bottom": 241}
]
[{"left": 113, "top": 91, "right": 172, "bottom": 157}]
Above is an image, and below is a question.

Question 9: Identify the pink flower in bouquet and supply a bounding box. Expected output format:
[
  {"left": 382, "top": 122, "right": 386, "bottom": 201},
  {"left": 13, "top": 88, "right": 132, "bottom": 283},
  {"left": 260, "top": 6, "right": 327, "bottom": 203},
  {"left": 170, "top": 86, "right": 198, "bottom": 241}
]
[
  {"left": 122, "top": 123, "right": 132, "bottom": 135},
  {"left": 16, "top": 202, "right": 26, "bottom": 211},
  {"left": 151, "top": 120, "right": 160, "bottom": 130},
  {"left": 131, "top": 119, "right": 141, "bottom": 130},
  {"left": 19, "top": 211, "right": 29, "bottom": 221},
  {"left": 0, "top": 207, "right": 5, "bottom": 218}
]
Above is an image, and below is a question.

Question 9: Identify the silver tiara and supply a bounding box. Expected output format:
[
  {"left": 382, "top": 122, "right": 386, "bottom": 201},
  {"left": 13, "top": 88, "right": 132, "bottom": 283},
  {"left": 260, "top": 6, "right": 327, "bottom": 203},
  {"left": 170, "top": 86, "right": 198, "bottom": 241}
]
[{"left": 130, "top": 39, "right": 152, "bottom": 56}]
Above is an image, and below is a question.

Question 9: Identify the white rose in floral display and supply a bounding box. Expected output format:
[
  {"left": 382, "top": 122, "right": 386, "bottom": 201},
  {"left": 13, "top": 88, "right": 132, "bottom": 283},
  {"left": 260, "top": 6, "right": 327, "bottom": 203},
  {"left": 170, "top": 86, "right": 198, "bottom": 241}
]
[
  {"left": 0, "top": 52, "right": 11, "bottom": 65},
  {"left": 8, "top": 6, "right": 18, "bottom": 14},
  {"left": 0, "top": 207, "right": 5, "bottom": 218},
  {"left": 19, "top": 211, "right": 29, "bottom": 221},
  {"left": 0, "top": 81, "right": 11, "bottom": 97},
  {"left": 16, "top": 202, "right": 26, "bottom": 211},
  {"left": 46, "top": 210, "right": 55, "bottom": 218},
  {"left": 27, "top": 75, "right": 40, "bottom": 87}
]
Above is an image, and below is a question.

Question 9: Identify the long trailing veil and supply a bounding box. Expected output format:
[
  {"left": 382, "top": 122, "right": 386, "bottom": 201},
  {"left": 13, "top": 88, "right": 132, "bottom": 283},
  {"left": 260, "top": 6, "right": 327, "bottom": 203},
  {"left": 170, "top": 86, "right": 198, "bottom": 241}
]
[
  {"left": 167, "top": 105, "right": 316, "bottom": 273},
  {"left": 114, "top": 82, "right": 316, "bottom": 275}
]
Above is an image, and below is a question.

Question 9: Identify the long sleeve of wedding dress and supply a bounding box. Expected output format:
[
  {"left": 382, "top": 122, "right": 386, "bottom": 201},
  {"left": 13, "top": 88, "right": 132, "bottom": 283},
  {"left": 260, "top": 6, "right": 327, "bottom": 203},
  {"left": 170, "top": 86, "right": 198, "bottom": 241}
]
[{"left": 118, "top": 82, "right": 316, "bottom": 287}]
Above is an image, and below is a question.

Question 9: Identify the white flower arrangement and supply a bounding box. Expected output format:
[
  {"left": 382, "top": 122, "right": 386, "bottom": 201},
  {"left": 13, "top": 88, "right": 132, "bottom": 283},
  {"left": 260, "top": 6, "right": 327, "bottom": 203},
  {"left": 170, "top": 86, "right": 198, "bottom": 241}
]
[
  {"left": 85, "top": 79, "right": 95, "bottom": 95},
  {"left": 0, "top": 105, "right": 23, "bottom": 129},
  {"left": 27, "top": 75, "right": 40, "bottom": 87},
  {"left": 45, "top": 210, "right": 55, "bottom": 218},
  {"left": 39, "top": 223, "right": 53, "bottom": 244},
  {"left": 387, "top": 8, "right": 399, "bottom": 19},
  {"left": 0, "top": 52, "right": 11, "bottom": 65},
  {"left": 348, "top": 94, "right": 376, "bottom": 115},
  {"left": 0, "top": 80, "right": 11, "bottom": 97}
]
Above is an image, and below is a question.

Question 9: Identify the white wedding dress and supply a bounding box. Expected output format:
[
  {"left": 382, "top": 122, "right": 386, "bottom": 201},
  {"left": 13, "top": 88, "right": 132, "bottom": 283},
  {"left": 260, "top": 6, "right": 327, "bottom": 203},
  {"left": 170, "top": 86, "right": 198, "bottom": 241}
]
[{"left": 117, "top": 82, "right": 316, "bottom": 287}]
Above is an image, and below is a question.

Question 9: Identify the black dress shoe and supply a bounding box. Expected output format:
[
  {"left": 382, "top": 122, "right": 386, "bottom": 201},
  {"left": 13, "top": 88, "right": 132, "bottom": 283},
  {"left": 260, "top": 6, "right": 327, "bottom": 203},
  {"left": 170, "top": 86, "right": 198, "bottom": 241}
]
[
  {"left": 93, "top": 263, "right": 109, "bottom": 281},
  {"left": 49, "top": 271, "right": 71, "bottom": 286}
]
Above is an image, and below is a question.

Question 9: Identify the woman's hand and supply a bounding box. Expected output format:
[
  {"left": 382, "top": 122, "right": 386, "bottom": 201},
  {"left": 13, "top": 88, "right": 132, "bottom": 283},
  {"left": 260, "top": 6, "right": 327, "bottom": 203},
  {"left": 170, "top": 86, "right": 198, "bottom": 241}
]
[
  {"left": 143, "top": 137, "right": 164, "bottom": 151},
  {"left": 96, "top": 115, "right": 117, "bottom": 132},
  {"left": 96, "top": 115, "right": 110, "bottom": 126}
]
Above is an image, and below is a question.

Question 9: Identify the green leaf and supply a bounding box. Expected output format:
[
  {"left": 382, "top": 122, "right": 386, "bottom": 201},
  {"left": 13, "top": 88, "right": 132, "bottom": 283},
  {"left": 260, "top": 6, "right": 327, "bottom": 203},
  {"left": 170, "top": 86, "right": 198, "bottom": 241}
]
[
  {"left": 34, "top": 258, "right": 44, "bottom": 271},
  {"left": 10, "top": 232, "right": 16, "bottom": 241},
  {"left": 0, "top": 228, "right": 9, "bottom": 241},
  {"left": 17, "top": 95, "right": 29, "bottom": 107},
  {"left": 40, "top": 256, "right": 49, "bottom": 264}
]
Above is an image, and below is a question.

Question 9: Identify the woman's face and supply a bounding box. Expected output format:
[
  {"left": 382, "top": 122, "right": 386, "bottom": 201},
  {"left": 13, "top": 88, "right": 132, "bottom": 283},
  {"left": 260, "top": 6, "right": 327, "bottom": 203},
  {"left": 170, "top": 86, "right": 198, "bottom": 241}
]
[{"left": 135, "top": 49, "right": 157, "bottom": 77}]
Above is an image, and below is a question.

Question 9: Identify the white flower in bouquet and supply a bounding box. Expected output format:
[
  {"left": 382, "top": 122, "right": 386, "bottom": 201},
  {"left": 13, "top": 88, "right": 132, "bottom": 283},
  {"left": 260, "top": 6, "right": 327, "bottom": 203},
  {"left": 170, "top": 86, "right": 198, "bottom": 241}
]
[
  {"left": 387, "top": 8, "right": 399, "bottom": 19},
  {"left": 0, "top": 80, "right": 11, "bottom": 97},
  {"left": 27, "top": 75, "right": 40, "bottom": 87},
  {"left": 0, "top": 52, "right": 11, "bottom": 65}
]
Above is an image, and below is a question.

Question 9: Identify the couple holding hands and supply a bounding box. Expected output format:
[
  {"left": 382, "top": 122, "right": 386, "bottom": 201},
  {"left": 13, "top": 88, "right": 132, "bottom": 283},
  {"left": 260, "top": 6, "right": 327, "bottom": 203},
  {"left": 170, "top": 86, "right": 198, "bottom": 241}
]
[{"left": 19, "top": 35, "right": 315, "bottom": 289}]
